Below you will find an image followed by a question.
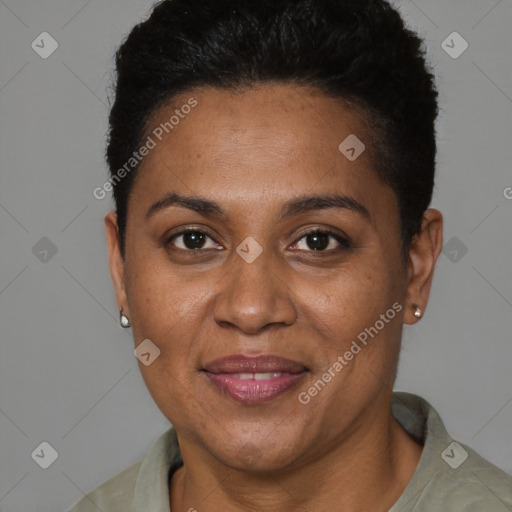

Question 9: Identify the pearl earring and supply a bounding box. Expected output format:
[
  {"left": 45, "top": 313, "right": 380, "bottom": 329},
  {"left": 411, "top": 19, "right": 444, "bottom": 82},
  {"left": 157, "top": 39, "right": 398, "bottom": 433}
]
[
  {"left": 412, "top": 304, "right": 422, "bottom": 319},
  {"left": 120, "top": 308, "right": 131, "bottom": 328}
]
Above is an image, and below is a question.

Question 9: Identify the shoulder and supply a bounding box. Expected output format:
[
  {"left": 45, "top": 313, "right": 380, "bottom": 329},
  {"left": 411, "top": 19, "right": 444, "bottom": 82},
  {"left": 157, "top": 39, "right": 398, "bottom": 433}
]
[
  {"left": 66, "top": 427, "right": 180, "bottom": 512},
  {"left": 418, "top": 447, "right": 512, "bottom": 510},
  {"left": 67, "top": 460, "right": 141, "bottom": 512},
  {"left": 391, "top": 392, "right": 512, "bottom": 511}
]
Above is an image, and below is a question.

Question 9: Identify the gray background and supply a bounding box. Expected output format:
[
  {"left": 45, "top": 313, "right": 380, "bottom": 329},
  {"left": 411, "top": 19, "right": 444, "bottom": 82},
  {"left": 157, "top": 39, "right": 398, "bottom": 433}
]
[{"left": 0, "top": 0, "right": 511, "bottom": 510}]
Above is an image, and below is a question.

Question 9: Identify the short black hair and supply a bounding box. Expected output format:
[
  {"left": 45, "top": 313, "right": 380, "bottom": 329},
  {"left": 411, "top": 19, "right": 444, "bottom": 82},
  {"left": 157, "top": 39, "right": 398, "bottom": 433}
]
[{"left": 106, "top": 0, "right": 438, "bottom": 259}]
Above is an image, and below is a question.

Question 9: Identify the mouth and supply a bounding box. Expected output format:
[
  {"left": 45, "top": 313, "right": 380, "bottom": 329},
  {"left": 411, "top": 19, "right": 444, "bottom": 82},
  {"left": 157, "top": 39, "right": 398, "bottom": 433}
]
[{"left": 202, "top": 354, "right": 308, "bottom": 404}]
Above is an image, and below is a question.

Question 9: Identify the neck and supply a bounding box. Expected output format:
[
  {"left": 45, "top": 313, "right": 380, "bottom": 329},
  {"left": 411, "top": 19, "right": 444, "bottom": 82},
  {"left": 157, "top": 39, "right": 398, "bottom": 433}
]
[{"left": 170, "top": 400, "right": 422, "bottom": 512}]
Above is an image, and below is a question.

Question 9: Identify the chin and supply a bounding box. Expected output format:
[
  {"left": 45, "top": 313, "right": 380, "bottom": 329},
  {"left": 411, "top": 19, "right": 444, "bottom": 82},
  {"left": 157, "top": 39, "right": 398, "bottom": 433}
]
[{"left": 209, "top": 430, "right": 304, "bottom": 473}]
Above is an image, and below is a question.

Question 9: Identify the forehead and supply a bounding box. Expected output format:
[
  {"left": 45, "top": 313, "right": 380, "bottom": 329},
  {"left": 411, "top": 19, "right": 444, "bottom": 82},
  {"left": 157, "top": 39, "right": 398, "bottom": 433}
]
[{"left": 130, "top": 84, "right": 396, "bottom": 220}]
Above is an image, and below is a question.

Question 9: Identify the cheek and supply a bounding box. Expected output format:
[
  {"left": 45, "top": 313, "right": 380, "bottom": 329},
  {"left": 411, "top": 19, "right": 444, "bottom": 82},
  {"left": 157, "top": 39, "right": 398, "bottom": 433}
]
[
  {"left": 123, "top": 252, "right": 216, "bottom": 401},
  {"left": 126, "top": 261, "right": 211, "bottom": 422},
  {"left": 137, "top": 362, "right": 207, "bottom": 436},
  {"left": 307, "top": 260, "right": 399, "bottom": 338},
  {"left": 125, "top": 246, "right": 205, "bottom": 328}
]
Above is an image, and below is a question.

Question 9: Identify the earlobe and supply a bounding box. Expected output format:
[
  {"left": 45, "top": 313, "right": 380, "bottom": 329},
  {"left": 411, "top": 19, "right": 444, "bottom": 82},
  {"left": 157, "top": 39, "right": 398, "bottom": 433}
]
[
  {"left": 104, "top": 210, "right": 129, "bottom": 317},
  {"left": 411, "top": 303, "right": 422, "bottom": 319},
  {"left": 403, "top": 209, "right": 443, "bottom": 325}
]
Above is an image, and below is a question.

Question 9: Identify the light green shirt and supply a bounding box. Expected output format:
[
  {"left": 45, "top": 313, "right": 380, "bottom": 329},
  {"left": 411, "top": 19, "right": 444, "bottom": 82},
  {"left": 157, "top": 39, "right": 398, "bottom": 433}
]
[{"left": 67, "top": 392, "right": 512, "bottom": 511}]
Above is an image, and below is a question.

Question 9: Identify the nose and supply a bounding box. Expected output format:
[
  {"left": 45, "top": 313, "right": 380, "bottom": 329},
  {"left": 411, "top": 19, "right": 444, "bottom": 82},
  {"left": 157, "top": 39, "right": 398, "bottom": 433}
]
[{"left": 213, "top": 249, "right": 297, "bottom": 334}]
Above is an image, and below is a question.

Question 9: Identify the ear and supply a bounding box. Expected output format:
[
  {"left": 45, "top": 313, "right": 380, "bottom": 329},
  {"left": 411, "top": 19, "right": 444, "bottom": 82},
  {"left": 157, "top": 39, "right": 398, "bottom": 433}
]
[
  {"left": 105, "top": 210, "right": 129, "bottom": 318},
  {"left": 403, "top": 208, "right": 443, "bottom": 324}
]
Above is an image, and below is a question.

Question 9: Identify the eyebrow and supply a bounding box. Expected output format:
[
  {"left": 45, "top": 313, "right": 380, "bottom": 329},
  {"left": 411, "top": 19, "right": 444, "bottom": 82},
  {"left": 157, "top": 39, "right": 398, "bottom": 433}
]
[
  {"left": 145, "top": 192, "right": 370, "bottom": 221},
  {"left": 279, "top": 194, "right": 370, "bottom": 221}
]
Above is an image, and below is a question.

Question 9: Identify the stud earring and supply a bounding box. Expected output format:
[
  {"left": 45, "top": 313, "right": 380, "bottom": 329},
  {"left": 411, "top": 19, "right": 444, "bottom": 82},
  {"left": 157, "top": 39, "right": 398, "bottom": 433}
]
[
  {"left": 412, "top": 304, "right": 422, "bottom": 319},
  {"left": 119, "top": 308, "right": 131, "bottom": 328}
]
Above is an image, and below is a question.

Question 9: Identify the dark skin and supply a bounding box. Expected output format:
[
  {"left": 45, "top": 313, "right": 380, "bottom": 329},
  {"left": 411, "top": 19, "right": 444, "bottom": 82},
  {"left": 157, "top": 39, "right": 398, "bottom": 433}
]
[{"left": 105, "top": 84, "right": 443, "bottom": 511}]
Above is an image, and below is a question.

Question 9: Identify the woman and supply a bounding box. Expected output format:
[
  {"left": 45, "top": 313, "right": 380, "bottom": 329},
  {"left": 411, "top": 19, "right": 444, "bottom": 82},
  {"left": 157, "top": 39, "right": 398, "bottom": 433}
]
[{"left": 70, "top": 0, "right": 512, "bottom": 510}]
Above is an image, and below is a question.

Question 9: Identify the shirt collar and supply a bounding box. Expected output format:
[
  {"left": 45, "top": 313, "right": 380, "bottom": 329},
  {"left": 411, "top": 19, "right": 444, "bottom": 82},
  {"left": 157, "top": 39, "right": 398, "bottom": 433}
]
[
  {"left": 133, "top": 426, "right": 181, "bottom": 511},
  {"left": 389, "top": 391, "right": 452, "bottom": 511}
]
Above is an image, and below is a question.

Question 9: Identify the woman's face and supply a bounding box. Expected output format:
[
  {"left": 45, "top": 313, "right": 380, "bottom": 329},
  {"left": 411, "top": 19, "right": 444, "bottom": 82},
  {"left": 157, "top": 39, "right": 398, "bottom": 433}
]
[{"left": 106, "top": 84, "right": 435, "bottom": 471}]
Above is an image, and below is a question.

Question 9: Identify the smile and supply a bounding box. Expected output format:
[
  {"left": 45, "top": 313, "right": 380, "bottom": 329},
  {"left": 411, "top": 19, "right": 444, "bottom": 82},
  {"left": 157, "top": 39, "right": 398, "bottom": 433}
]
[{"left": 203, "top": 354, "right": 308, "bottom": 404}]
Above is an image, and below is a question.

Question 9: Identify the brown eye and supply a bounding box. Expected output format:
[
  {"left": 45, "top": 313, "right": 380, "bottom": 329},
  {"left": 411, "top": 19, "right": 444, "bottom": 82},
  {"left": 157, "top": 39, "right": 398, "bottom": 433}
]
[
  {"left": 167, "top": 230, "right": 222, "bottom": 251},
  {"left": 292, "top": 229, "right": 350, "bottom": 252}
]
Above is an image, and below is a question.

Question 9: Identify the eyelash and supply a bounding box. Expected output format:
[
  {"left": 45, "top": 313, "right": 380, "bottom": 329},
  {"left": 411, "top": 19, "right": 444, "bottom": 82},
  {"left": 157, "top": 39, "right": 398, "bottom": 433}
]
[
  {"left": 292, "top": 228, "right": 351, "bottom": 252},
  {"left": 165, "top": 228, "right": 351, "bottom": 254}
]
